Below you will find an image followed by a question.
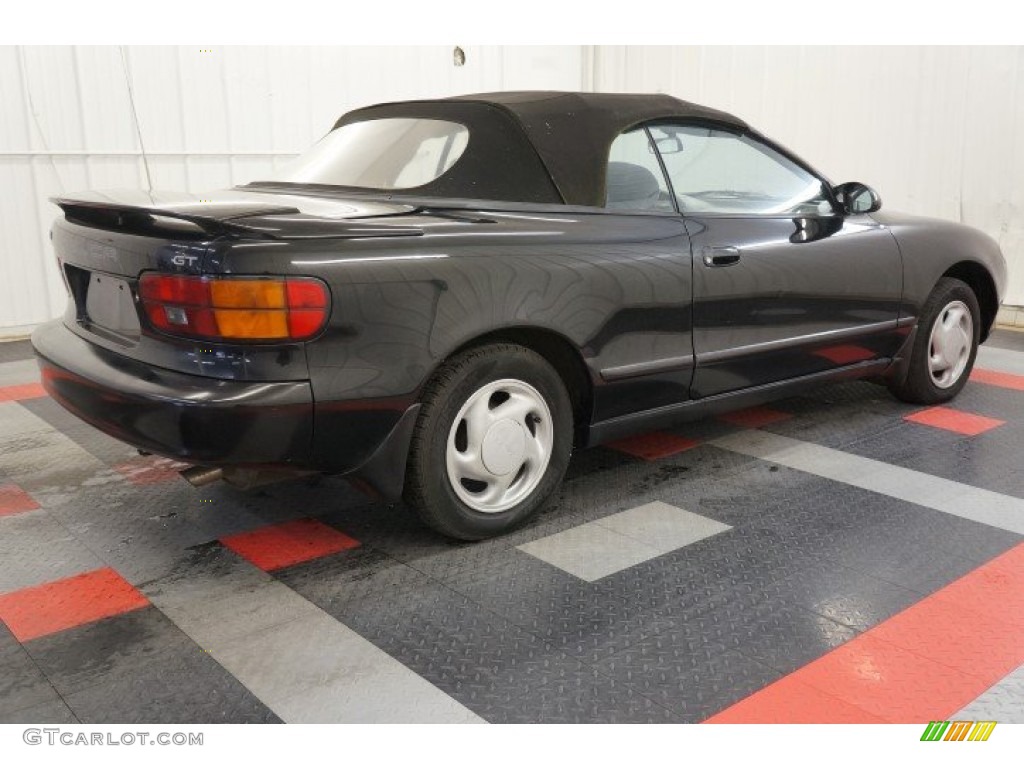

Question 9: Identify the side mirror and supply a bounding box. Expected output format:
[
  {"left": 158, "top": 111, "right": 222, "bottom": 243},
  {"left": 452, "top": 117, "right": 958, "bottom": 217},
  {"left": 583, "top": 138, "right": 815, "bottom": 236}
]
[{"left": 834, "top": 181, "right": 882, "bottom": 215}]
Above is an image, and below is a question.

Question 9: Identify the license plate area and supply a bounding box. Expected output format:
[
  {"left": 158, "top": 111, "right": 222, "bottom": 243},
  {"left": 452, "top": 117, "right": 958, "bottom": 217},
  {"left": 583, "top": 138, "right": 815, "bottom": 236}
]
[{"left": 82, "top": 271, "right": 141, "bottom": 344}]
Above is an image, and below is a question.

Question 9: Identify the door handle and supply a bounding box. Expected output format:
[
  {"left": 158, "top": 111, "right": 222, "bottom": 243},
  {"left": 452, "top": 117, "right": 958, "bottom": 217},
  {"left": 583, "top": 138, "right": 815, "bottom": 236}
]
[{"left": 702, "top": 246, "right": 741, "bottom": 267}]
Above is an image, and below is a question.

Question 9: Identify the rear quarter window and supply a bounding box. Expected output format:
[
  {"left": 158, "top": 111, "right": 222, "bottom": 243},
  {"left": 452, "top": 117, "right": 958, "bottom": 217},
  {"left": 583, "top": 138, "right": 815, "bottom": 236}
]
[{"left": 277, "top": 118, "right": 470, "bottom": 190}]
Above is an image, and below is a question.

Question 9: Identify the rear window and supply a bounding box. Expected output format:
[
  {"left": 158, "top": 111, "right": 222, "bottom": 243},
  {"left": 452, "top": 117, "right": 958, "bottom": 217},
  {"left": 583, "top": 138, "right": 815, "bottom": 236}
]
[{"left": 275, "top": 118, "right": 469, "bottom": 190}]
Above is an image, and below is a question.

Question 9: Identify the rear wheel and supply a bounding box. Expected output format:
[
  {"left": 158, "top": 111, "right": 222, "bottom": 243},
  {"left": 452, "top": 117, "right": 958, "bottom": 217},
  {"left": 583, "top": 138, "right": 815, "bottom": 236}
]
[
  {"left": 888, "top": 277, "right": 980, "bottom": 404},
  {"left": 404, "top": 343, "right": 573, "bottom": 540}
]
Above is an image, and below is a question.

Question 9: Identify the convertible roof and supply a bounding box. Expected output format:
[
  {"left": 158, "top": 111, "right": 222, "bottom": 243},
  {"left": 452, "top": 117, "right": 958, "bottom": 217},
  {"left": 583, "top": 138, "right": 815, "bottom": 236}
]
[{"left": 334, "top": 91, "right": 747, "bottom": 207}]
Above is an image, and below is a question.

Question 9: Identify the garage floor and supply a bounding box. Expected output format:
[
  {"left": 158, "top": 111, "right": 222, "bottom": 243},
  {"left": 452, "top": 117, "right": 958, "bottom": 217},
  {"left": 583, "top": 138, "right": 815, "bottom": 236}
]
[{"left": 1, "top": 332, "right": 1023, "bottom": 724}]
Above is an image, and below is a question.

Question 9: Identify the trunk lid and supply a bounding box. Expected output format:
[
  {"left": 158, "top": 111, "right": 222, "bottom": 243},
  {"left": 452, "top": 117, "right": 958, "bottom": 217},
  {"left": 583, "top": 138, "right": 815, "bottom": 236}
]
[{"left": 49, "top": 187, "right": 421, "bottom": 376}]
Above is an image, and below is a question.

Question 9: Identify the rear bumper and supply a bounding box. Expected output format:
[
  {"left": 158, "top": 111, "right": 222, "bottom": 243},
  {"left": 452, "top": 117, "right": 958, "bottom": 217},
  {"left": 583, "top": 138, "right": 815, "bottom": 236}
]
[{"left": 31, "top": 320, "right": 314, "bottom": 467}]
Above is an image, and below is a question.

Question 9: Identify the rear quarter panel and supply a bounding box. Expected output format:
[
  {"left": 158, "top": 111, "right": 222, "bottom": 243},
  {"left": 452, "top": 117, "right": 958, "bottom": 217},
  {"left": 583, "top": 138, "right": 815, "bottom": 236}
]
[{"left": 213, "top": 211, "right": 694, "bottom": 469}]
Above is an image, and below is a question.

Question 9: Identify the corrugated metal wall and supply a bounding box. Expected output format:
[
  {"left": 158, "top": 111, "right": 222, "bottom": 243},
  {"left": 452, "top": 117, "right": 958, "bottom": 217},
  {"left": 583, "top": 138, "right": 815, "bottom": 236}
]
[
  {"left": 593, "top": 45, "right": 1024, "bottom": 306},
  {"left": 4, "top": 45, "right": 1023, "bottom": 334},
  {"left": 0, "top": 45, "right": 582, "bottom": 333}
]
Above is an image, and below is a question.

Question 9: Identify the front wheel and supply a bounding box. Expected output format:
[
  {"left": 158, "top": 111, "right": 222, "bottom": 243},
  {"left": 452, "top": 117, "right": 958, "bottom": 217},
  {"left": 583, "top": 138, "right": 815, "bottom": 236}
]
[
  {"left": 404, "top": 343, "right": 573, "bottom": 540},
  {"left": 888, "top": 276, "right": 980, "bottom": 404}
]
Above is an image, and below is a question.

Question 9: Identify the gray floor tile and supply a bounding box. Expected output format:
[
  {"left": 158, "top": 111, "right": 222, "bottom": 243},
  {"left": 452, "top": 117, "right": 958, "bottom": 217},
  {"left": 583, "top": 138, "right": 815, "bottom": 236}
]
[
  {"left": 518, "top": 523, "right": 662, "bottom": 581},
  {"left": 955, "top": 664, "right": 1024, "bottom": 723},
  {"left": 0, "top": 509, "right": 104, "bottom": 594},
  {"left": 598, "top": 501, "right": 731, "bottom": 550},
  {"left": 214, "top": 610, "right": 483, "bottom": 723},
  {"left": 0, "top": 359, "right": 40, "bottom": 387}
]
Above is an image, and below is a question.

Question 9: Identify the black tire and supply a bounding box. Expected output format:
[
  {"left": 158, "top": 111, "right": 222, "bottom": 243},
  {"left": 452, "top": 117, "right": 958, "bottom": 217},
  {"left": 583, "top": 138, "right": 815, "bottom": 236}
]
[
  {"left": 887, "top": 277, "right": 981, "bottom": 404},
  {"left": 404, "top": 343, "right": 573, "bottom": 540}
]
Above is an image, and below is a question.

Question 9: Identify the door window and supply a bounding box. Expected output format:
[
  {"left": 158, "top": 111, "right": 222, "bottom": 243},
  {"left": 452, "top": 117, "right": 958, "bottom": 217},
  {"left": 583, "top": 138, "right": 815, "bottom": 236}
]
[
  {"left": 650, "top": 124, "right": 833, "bottom": 216},
  {"left": 604, "top": 128, "right": 674, "bottom": 212}
]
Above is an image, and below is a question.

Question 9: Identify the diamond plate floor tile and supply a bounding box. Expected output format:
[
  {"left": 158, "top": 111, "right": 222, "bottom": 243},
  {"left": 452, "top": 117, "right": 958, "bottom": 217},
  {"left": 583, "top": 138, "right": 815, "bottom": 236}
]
[
  {"left": 42, "top": 486, "right": 214, "bottom": 585},
  {"left": 18, "top": 396, "right": 136, "bottom": 467},
  {"left": 278, "top": 551, "right": 679, "bottom": 723},
  {"left": 141, "top": 546, "right": 315, "bottom": 648},
  {"left": 987, "top": 330, "right": 1024, "bottom": 351},
  {"left": 213, "top": 608, "right": 481, "bottom": 724},
  {"left": 0, "top": 510, "right": 104, "bottom": 594},
  {"left": 792, "top": 634, "right": 990, "bottom": 723},
  {"left": 562, "top": 445, "right": 637, "bottom": 482},
  {"left": 517, "top": 523, "right": 666, "bottom": 582},
  {"left": 763, "top": 562, "right": 923, "bottom": 632},
  {"left": 274, "top": 547, "right": 431, "bottom": 613},
  {"left": 25, "top": 607, "right": 199, "bottom": 694},
  {"left": 0, "top": 623, "right": 59, "bottom": 716},
  {"left": 978, "top": 343, "right": 1024, "bottom": 373},
  {"left": 0, "top": 340, "right": 32, "bottom": 364},
  {"left": 731, "top": 602, "right": 858, "bottom": 673},
  {"left": 0, "top": 697, "right": 79, "bottom": 724},
  {"left": 0, "top": 359, "right": 39, "bottom": 387},
  {"left": 955, "top": 664, "right": 1024, "bottom": 723},
  {"left": 0, "top": 411, "right": 108, "bottom": 496},
  {"left": 595, "top": 645, "right": 780, "bottom": 722},
  {"left": 62, "top": 652, "right": 282, "bottom": 724}
]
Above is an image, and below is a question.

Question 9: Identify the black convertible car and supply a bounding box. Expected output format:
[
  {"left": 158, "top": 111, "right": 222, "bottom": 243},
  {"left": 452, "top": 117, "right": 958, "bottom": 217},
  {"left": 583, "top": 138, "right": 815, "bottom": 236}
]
[{"left": 33, "top": 91, "right": 1006, "bottom": 539}]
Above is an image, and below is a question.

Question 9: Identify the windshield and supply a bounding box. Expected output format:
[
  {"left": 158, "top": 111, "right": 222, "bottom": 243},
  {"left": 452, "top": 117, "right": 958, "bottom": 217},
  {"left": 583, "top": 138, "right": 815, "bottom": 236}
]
[{"left": 274, "top": 118, "right": 470, "bottom": 190}]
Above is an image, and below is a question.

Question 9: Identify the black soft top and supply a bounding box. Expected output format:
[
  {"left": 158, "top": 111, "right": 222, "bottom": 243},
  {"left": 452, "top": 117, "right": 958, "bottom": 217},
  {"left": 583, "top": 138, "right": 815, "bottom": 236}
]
[{"left": 333, "top": 91, "right": 747, "bottom": 207}]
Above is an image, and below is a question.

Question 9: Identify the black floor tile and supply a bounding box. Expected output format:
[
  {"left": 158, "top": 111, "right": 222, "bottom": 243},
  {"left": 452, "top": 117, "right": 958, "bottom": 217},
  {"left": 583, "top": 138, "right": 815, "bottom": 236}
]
[
  {"left": 595, "top": 646, "right": 780, "bottom": 722},
  {"left": 62, "top": 653, "right": 281, "bottom": 724},
  {"left": 25, "top": 608, "right": 199, "bottom": 694},
  {"left": 0, "top": 625, "right": 58, "bottom": 717},
  {"left": 0, "top": 697, "right": 79, "bottom": 724},
  {"left": 763, "top": 563, "right": 923, "bottom": 632}
]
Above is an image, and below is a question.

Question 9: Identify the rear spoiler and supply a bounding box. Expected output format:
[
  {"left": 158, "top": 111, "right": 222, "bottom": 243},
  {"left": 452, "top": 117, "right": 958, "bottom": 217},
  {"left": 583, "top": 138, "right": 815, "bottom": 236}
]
[
  {"left": 51, "top": 196, "right": 295, "bottom": 239},
  {"left": 50, "top": 196, "right": 425, "bottom": 241}
]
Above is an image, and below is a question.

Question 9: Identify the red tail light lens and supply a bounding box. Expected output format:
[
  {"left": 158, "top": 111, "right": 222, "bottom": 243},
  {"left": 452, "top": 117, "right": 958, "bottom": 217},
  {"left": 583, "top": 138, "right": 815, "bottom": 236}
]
[{"left": 139, "top": 274, "right": 329, "bottom": 342}]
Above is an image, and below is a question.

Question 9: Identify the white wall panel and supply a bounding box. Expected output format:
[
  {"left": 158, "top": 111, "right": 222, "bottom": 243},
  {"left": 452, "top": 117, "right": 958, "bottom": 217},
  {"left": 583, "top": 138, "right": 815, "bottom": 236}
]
[
  {"left": 0, "top": 45, "right": 582, "bottom": 332},
  {"left": 594, "top": 45, "right": 1024, "bottom": 305},
  {"left": 6, "top": 45, "right": 1021, "bottom": 334}
]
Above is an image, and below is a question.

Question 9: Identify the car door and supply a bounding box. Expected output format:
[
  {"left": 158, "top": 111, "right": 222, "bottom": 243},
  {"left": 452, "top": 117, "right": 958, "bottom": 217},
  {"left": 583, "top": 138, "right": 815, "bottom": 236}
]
[
  {"left": 648, "top": 123, "right": 903, "bottom": 399},
  {"left": 588, "top": 126, "right": 696, "bottom": 422}
]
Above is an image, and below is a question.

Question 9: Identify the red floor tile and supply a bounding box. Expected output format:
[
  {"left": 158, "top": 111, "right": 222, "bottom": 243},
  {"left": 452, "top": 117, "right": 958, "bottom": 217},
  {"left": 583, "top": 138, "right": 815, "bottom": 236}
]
[
  {"left": 705, "top": 543, "right": 1024, "bottom": 724},
  {"left": 904, "top": 406, "right": 1005, "bottom": 436},
  {"left": 0, "top": 567, "right": 149, "bottom": 642},
  {"left": 0, "top": 484, "right": 40, "bottom": 517},
  {"left": 718, "top": 406, "right": 792, "bottom": 430},
  {"left": 929, "top": 545, "right": 1024, "bottom": 631},
  {"left": 778, "top": 635, "right": 981, "bottom": 723},
  {"left": 705, "top": 678, "right": 886, "bottom": 724},
  {"left": 605, "top": 432, "right": 700, "bottom": 461},
  {"left": 813, "top": 344, "right": 876, "bottom": 365},
  {"left": 869, "top": 594, "right": 1021, "bottom": 690},
  {"left": 970, "top": 367, "right": 1024, "bottom": 391},
  {"left": 221, "top": 518, "right": 360, "bottom": 571},
  {"left": 0, "top": 382, "right": 46, "bottom": 402}
]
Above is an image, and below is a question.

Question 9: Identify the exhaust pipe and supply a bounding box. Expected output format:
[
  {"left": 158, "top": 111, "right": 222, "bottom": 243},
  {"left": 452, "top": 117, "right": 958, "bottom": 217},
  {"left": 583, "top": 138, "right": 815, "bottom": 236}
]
[
  {"left": 179, "top": 466, "right": 224, "bottom": 487},
  {"left": 179, "top": 465, "right": 315, "bottom": 490}
]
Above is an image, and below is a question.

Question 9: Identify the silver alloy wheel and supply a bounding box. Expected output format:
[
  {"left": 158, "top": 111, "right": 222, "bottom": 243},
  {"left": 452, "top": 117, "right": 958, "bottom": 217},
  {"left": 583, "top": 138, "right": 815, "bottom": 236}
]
[
  {"left": 445, "top": 378, "right": 554, "bottom": 514},
  {"left": 928, "top": 299, "right": 973, "bottom": 389}
]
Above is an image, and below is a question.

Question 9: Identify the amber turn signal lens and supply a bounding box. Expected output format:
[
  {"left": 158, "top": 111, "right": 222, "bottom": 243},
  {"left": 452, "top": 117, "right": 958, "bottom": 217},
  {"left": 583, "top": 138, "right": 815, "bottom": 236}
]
[
  {"left": 210, "top": 280, "right": 286, "bottom": 309},
  {"left": 139, "top": 274, "right": 329, "bottom": 342},
  {"left": 213, "top": 309, "right": 290, "bottom": 338}
]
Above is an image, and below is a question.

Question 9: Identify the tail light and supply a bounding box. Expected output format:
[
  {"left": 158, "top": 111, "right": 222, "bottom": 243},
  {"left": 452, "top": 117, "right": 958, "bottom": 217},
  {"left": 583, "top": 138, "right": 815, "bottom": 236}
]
[{"left": 139, "top": 274, "right": 330, "bottom": 342}]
